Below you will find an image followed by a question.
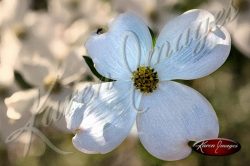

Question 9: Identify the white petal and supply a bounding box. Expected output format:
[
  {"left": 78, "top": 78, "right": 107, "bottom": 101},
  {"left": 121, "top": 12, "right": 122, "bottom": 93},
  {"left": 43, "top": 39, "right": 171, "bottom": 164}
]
[
  {"left": 66, "top": 81, "right": 140, "bottom": 153},
  {"left": 0, "top": 99, "right": 32, "bottom": 140},
  {"left": 65, "top": 83, "right": 93, "bottom": 131},
  {"left": 1, "top": 0, "right": 29, "bottom": 22},
  {"left": 228, "top": 22, "right": 250, "bottom": 57},
  {"left": 137, "top": 81, "right": 219, "bottom": 161},
  {"left": 153, "top": 9, "right": 231, "bottom": 80},
  {"left": 0, "top": 67, "right": 14, "bottom": 88},
  {"left": 85, "top": 12, "right": 152, "bottom": 80},
  {"left": 64, "top": 82, "right": 100, "bottom": 131},
  {"left": 0, "top": 29, "right": 20, "bottom": 88},
  {"left": 17, "top": 54, "right": 51, "bottom": 87},
  {"left": 61, "top": 52, "right": 87, "bottom": 85},
  {"left": 4, "top": 89, "right": 38, "bottom": 119},
  {"left": 203, "top": 0, "right": 250, "bottom": 57}
]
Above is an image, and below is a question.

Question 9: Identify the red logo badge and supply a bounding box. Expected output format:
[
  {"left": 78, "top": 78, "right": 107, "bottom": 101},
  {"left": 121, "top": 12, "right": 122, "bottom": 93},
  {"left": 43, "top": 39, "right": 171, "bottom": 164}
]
[{"left": 192, "top": 138, "right": 241, "bottom": 156}]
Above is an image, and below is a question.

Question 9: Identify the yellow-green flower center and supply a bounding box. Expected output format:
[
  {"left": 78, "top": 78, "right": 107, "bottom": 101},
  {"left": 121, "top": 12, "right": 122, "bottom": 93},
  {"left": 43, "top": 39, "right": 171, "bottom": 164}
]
[{"left": 132, "top": 66, "right": 159, "bottom": 93}]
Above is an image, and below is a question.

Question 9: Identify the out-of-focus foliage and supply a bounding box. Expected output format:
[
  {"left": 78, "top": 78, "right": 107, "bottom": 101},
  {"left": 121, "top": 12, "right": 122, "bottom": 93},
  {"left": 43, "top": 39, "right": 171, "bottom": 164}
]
[{"left": 0, "top": 0, "right": 250, "bottom": 166}]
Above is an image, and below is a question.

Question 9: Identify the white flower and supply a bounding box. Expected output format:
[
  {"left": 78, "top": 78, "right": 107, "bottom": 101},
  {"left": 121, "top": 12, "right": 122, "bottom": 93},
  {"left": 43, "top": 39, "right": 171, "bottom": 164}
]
[
  {"left": 0, "top": 29, "right": 20, "bottom": 89},
  {"left": 0, "top": 0, "right": 29, "bottom": 89},
  {"left": 4, "top": 51, "right": 86, "bottom": 108},
  {"left": 4, "top": 51, "right": 88, "bottom": 134},
  {"left": 66, "top": 10, "right": 231, "bottom": 161},
  {"left": 199, "top": 0, "right": 250, "bottom": 57},
  {"left": 227, "top": 0, "right": 250, "bottom": 57},
  {"left": 0, "top": 82, "right": 31, "bottom": 148},
  {"left": 3, "top": 11, "right": 88, "bottom": 120},
  {"left": 49, "top": 0, "right": 113, "bottom": 25},
  {"left": 1, "top": 1, "right": 92, "bottom": 132}
]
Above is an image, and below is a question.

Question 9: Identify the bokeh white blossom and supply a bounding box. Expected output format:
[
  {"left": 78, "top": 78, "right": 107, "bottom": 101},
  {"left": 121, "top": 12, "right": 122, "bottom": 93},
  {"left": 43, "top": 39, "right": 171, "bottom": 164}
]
[{"left": 0, "top": 0, "right": 250, "bottom": 165}]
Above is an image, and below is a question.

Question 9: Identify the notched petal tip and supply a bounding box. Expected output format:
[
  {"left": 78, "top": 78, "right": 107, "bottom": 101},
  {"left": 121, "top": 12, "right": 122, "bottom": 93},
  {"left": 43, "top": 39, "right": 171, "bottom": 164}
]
[
  {"left": 215, "top": 26, "right": 231, "bottom": 45},
  {"left": 136, "top": 81, "right": 219, "bottom": 161},
  {"left": 67, "top": 82, "right": 138, "bottom": 154},
  {"left": 154, "top": 9, "right": 231, "bottom": 80},
  {"left": 72, "top": 132, "right": 101, "bottom": 154},
  {"left": 84, "top": 12, "right": 152, "bottom": 80},
  {"left": 96, "top": 28, "right": 105, "bottom": 35},
  {"left": 65, "top": 96, "right": 85, "bottom": 132}
]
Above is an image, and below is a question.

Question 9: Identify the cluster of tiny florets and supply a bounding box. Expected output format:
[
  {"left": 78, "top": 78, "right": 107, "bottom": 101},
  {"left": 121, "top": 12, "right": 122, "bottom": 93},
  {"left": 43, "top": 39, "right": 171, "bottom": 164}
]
[{"left": 132, "top": 66, "right": 159, "bottom": 93}]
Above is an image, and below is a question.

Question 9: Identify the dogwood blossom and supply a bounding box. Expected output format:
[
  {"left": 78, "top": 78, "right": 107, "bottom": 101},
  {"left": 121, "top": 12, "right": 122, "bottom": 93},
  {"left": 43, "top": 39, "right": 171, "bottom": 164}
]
[
  {"left": 0, "top": 0, "right": 29, "bottom": 89},
  {"left": 4, "top": 52, "right": 86, "bottom": 122},
  {"left": 66, "top": 9, "right": 231, "bottom": 160},
  {"left": 3, "top": 11, "right": 88, "bottom": 122},
  {"left": 227, "top": 0, "right": 250, "bottom": 57}
]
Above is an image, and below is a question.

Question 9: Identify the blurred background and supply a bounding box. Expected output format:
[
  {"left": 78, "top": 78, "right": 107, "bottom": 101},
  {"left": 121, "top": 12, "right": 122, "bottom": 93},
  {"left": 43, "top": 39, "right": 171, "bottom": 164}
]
[{"left": 0, "top": 0, "right": 250, "bottom": 165}]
